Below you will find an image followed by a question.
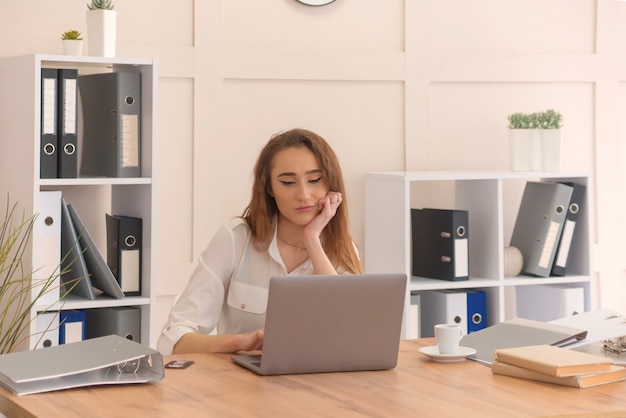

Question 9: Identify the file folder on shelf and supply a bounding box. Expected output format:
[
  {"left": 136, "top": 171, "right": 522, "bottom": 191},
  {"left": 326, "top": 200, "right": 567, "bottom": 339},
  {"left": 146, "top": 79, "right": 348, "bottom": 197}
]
[
  {"left": 509, "top": 182, "right": 574, "bottom": 277},
  {"left": 34, "top": 312, "right": 59, "bottom": 350},
  {"left": 516, "top": 284, "right": 585, "bottom": 322},
  {"left": 66, "top": 204, "right": 124, "bottom": 299},
  {"left": 40, "top": 68, "right": 58, "bottom": 179},
  {"left": 552, "top": 182, "right": 586, "bottom": 276},
  {"left": 407, "top": 293, "right": 420, "bottom": 339},
  {"left": 467, "top": 290, "right": 488, "bottom": 333},
  {"left": 411, "top": 208, "right": 469, "bottom": 281},
  {"left": 106, "top": 214, "right": 142, "bottom": 296},
  {"left": 59, "top": 310, "right": 86, "bottom": 345},
  {"left": 420, "top": 289, "right": 487, "bottom": 337},
  {"left": 60, "top": 198, "right": 95, "bottom": 300},
  {"left": 32, "top": 191, "right": 62, "bottom": 306},
  {"left": 86, "top": 306, "right": 141, "bottom": 342},
  {"left": 79, "top": 71, "right": 141, "bottom": 178},
  {"left": 0, "top": 334, "right": 164, "bottom": 395},
  {"left": 57, "top": 68, "right": 78, "bottom": 178}
]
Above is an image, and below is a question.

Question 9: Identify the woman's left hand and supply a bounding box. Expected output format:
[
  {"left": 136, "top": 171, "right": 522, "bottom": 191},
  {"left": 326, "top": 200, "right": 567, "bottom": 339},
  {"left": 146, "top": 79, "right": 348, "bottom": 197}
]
[{"left": 304, "top": 191, "right": 342, "bottom": 238}]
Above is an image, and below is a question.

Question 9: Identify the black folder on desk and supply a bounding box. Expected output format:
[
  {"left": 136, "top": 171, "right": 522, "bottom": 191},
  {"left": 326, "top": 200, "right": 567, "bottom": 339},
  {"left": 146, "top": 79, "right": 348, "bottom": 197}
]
[{"left": 460, "top": 317, "right": 587, "bottom": 365}]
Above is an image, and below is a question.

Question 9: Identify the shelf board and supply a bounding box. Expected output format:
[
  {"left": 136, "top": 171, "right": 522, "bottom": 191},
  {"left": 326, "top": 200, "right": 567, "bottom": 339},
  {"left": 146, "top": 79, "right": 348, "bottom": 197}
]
[
  {"left": 503, "top": 275, "right": 593, "bottom": 286},
  {"left": 408, "top": 276, "right": 500, "bottom": 291},
  {"left": 366, "top": 170, "right": 591, "bottom": 182},
  {"left": 39, "top": 177, "right": 152, "bottom": 187},
  {"left": 36, "top": 295, "right": 150, "bottom": 312}
]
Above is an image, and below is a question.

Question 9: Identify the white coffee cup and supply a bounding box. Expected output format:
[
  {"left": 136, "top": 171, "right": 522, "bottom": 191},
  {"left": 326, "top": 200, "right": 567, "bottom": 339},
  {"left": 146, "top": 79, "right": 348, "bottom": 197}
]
[{"left": 434, "top": 323, "right": 463, "bottom": 354}]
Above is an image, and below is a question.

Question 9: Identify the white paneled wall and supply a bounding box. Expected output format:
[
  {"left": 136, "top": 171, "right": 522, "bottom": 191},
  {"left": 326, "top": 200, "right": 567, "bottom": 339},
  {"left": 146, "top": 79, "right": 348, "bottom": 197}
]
[{"left": 1, "top": 0, "right": 626, "bottom": 346}]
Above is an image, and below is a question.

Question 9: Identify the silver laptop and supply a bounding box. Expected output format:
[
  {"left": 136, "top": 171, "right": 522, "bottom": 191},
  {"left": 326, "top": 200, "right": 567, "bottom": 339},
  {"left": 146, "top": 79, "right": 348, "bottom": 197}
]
[{"left": 231, "top": 273, "right": 407, "bottom": 375}]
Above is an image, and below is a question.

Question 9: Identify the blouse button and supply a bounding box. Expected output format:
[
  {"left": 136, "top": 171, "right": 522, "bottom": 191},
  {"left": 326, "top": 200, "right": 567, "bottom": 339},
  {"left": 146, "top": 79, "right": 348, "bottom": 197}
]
[{"left": 241, "top": 303, "right": 247, "bottom": 310}]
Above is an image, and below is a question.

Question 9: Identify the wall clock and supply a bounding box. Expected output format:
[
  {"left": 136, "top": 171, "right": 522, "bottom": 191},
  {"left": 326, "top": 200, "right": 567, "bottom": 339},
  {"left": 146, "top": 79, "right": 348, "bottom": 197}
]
[{"left": 295, "top": 0, "right": 336, "bottom": 6}]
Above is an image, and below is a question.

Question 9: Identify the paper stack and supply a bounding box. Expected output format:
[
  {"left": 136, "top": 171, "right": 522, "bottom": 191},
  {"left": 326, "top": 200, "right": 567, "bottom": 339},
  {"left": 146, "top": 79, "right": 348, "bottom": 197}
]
[{"left": 491, "top": 344, "right": 626, "bottom": 388}]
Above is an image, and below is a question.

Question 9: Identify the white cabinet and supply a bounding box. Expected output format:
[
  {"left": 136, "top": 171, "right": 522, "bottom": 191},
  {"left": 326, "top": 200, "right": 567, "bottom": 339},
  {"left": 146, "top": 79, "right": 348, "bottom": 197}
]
[
  {"left": 364, "top": 171, "right": 593, "bottom": 338},
  {"left": 0, "top": 54, "right": 157, "bottom": 350}
]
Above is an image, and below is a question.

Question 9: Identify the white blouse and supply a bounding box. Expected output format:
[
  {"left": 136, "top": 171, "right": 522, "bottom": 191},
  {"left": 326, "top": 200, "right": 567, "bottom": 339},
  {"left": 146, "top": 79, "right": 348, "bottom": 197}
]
[{"left": 157, "top": 217, "right": 314, "bottom": 355}]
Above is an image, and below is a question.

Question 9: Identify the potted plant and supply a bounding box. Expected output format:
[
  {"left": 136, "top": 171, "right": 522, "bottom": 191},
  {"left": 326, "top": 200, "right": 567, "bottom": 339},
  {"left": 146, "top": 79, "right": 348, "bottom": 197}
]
[
  {"left": 86, "top": 0, "right": 116, "bottom": 57},
  {"left": 61, "top": 30, "right": 84, "bottom": 56},
  {"left": 507, "top": 112, "right": 541, "bottom": 171},
  {"left": 537, "top": 109, "right": 563, "bottom": 171},
  {"left": 0, "top": 199, "right": 81, "bottom": 353}
]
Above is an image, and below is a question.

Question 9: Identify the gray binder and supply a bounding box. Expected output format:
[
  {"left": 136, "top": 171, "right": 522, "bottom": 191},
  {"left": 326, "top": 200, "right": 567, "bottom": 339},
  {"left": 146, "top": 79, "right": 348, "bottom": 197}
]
[
  {"left": 67, "top": 204, "right": 124, "bottom": 299},
  {"left": 0, "top": 335, "right": 163, "bottom": 395},
  {"left": 79, "top": 71, "right": 141, "bottom": 177},
  {"left": 460, "top": 317, "right": 587, "bottom": 365},
  {"left": 86, "top": 306, "right": 141, "bottom": 342},
  {"left": 60, "top": 198, "right": 95, "bottom": 300},
  {"left": 509, "top": 182, "right": 573, "bottom": 277}
]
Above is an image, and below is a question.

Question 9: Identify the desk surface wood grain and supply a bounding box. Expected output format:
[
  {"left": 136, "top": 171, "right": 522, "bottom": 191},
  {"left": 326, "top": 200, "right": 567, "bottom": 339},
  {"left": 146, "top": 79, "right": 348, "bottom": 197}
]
[{"left": 1, "top": 339, "right": 626, "bottom": 418}]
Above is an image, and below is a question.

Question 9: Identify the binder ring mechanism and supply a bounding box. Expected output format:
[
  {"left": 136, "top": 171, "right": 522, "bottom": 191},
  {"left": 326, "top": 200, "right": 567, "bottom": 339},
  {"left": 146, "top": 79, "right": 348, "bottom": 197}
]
[
  {"left": 604, "top": 336, "right": 626, "bottom": 355},
  {"left": 116, "top": 355, "right": 154, "bottom": 374},
  {"left": 601, "top": 315, "right": 626, "bottom": 355}
]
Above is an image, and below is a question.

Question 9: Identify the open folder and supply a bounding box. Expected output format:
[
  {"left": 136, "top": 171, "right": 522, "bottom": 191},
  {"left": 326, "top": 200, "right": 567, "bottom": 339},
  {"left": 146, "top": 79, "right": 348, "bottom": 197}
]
[{"left": 0, "top": 335, "right": 164, "bottom": 395}]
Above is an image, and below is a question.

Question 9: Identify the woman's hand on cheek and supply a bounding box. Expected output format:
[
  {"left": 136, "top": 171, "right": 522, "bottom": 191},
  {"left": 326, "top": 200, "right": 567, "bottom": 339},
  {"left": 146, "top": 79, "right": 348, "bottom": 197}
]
[{"left": 305, "top": 192, "right": 342, "bottom": 239}]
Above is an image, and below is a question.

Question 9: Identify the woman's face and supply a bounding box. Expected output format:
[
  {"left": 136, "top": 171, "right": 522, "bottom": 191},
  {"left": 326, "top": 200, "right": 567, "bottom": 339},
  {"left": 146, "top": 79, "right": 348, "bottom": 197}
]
[{"left": 269, "top": 146, "right": 329, "bottom": 227}]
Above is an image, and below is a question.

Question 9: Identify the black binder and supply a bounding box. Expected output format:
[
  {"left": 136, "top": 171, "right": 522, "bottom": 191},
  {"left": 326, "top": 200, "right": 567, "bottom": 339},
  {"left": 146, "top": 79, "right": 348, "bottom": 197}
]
[
  {"left": 66, "top": 204, "right": 124, "bottom": 299},
  {"left": 57, "top": 69, "right": 79, "bottom": 178},
  {"left": 510, "top": 182, "right": 573, "bottom": 277},
  {"left": 60, "top": 198, "right": 95, "bottom": 300},
  {"left": 79, "top": 72, "right": 141, "bottom": 177},
  {"left": 86, "top": 307, "right": 141, "bottom": 342},
  {"left": 106, "top": 214, "right": 142, "bottom": 297},
  {"left": 551, "top": 182, "right": 586, "bottom": 276},
  {"left": 40, "top": 68, "right": 58, "bottom": 179},
  {"left": 411, "top": 208, "right": 469, "bottom": 281}
]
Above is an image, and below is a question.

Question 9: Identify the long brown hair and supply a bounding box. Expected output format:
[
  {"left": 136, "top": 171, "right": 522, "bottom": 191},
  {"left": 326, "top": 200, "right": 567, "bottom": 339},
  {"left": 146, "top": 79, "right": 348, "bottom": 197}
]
[{"left": 241, "top": 129, "right": 363, "bottom": 274}]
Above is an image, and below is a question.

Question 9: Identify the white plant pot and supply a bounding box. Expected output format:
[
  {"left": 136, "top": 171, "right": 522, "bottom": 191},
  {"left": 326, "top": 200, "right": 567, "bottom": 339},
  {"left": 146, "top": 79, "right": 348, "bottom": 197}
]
[
  {"left": 62, "top": 40, "right": 83, "bottom": 56},
  {"left": 509, "top": 129, "right": 541, "bottom": 171},
  {"left": 86, "top": 9, "right": 116, "bottom": 57},
  {"left": 541, "top": 129, "right": 562, "bottom": 171}
]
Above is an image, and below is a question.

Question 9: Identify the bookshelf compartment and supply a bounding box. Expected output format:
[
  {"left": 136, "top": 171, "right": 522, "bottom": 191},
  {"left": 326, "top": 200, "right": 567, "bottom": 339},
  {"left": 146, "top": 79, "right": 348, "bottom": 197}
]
[{"left": 364, "top": 171, "right": 593, "bottom": 338}]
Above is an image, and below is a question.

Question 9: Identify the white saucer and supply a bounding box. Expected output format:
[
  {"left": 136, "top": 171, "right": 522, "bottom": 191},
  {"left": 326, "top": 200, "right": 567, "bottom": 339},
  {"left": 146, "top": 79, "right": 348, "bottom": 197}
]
[{"left": 418, "top": 345, "right": 477, "bottom": 363}]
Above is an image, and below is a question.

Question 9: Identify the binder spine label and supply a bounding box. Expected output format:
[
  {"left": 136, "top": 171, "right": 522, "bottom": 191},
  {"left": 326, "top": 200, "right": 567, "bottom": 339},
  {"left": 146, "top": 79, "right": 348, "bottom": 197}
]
[{"left": 538, "top": 221, "right": 560, "bottom": 269}]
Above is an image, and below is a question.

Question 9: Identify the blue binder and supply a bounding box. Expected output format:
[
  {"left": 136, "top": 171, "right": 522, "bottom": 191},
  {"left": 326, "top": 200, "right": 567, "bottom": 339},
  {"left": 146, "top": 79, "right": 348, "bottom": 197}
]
[
  {"left": 59, "top": 311, "right": 86, "bottom": 345},
  {"left": 467, "top": 290, "right": 487, "bottom": 333}
]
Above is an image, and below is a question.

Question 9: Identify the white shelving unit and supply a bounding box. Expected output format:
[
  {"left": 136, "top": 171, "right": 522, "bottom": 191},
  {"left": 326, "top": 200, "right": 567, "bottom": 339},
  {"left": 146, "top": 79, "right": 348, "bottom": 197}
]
[
  {"left": 0, "top": 54, "right": 157, "bottom": 350},
  {"left": 364, "top": 171, "right": 593, "bottom": 338}
]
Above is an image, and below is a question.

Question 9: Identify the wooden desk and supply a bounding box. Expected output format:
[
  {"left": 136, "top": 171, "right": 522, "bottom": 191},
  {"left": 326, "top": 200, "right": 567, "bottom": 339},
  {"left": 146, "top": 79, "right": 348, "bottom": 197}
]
[{"left": 1, "top": 339, "right": 626, "bottom": 418}]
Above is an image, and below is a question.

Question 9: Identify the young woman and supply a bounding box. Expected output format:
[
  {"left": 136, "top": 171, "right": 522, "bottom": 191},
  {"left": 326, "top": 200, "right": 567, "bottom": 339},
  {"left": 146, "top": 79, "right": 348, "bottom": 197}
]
[{"left": 158, "top": 128, "right": 363, "bottom": 355}]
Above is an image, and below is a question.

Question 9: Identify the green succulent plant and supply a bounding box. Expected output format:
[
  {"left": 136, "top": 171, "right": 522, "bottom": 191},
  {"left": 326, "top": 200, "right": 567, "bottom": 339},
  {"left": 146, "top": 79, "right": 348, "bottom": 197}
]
[
  {"left": 508, "top": 109, "right": 563, "bottom": 130},
  {"left": 87, "top": 0, "right": 114, "bottom": 10},
  {"left": 61, "top": 30, "right": 83, "bottom": 41}
]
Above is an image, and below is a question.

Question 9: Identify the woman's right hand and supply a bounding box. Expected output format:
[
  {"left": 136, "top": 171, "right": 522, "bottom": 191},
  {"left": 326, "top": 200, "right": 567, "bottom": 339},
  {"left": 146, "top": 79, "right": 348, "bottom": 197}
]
[{"left": 236, "top": 328, "right": 264, "bottom": 352}]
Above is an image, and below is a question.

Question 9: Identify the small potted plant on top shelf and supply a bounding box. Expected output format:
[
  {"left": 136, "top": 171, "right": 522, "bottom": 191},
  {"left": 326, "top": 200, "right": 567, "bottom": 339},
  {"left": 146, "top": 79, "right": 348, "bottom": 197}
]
[
  {"left": 507, "top": 111, "right": 541, "bottom": 172},
  {"left": 537, "top": 109, "right": 563, "bottom": 172},
  {"left": 86, "top": 0, "right": 116, "bottom": 57},
  {"left": 61, "top": 30, "right": 84, "bottom": 56},
  {"left": 507, "top": 109, "right": 564, "bottom": 172}
]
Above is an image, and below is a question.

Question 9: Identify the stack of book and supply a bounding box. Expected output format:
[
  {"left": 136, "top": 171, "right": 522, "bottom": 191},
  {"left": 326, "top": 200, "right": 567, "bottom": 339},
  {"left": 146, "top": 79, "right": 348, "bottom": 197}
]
[{"left": 491, "top": 344, "right": 626, "bottom": 388}]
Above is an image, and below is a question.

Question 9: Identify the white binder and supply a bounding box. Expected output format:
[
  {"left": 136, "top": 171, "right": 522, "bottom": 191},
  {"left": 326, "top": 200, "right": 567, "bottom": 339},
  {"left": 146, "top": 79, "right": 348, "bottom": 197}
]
[
  {"left": 516, "top": 284, "right": 585, "bottom": 322},
  {"left": 0, "top": 335, "right": 164, "bottom": 395},
  {"left": 420, "top": 290, "right": 468, "bottom": 337},
  {"left": 34, "top": 312, "right": 59, "bottom": 349},
  {"left": 32, "top": 191, "right": 62, "bottom": 306}
]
